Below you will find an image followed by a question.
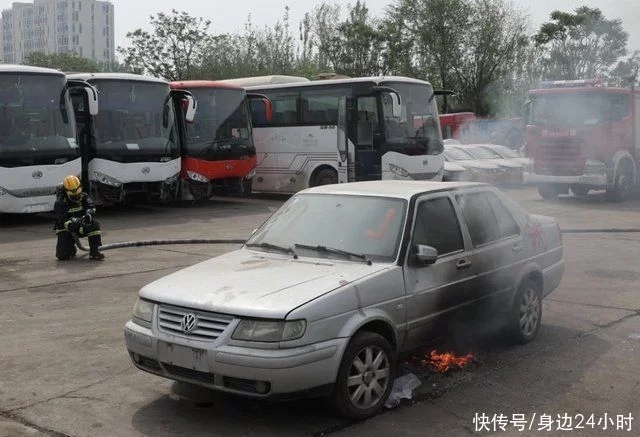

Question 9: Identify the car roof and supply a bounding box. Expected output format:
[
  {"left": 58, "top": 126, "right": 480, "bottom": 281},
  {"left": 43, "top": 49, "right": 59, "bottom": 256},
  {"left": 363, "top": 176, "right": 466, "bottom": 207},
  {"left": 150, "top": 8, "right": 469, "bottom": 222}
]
[
  {"left": 299, "top": 180, "right": 486, "bottom": 200},
  {"left": 0, "top": 64, "right": 64, "bottom": 75}
]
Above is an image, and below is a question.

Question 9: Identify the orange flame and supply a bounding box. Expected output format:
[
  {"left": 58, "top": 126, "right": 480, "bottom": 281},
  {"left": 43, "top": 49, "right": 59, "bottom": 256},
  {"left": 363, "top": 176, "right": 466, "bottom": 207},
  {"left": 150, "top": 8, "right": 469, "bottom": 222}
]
[{"left": 421, "top": 350, "right": 476, "bottom": 373}]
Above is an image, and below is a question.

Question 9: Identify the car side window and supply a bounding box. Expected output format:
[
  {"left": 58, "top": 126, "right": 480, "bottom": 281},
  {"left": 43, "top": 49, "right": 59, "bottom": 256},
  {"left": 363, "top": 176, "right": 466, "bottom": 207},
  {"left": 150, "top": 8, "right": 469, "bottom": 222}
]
[
  {"left": 412, "top": 197, "right": 464, "bottom": 256},
  {"left": 455, "top": 191, "right": 519, "bottom": 246}
]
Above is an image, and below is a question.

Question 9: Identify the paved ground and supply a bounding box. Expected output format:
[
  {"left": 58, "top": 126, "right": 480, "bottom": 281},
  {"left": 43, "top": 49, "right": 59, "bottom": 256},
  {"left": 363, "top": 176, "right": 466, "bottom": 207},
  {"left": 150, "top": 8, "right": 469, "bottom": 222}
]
[{"left": 1, "top": 187, "right": 639, "bottom": 437}]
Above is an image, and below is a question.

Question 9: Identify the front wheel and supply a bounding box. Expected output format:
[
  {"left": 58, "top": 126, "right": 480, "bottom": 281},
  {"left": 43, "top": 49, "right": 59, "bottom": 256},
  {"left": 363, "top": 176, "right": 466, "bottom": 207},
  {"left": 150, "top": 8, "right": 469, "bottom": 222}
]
[
  {"left": 330, "top": 332, "right": 395, "bottom": 420},
  {"left": 313, "top": 168, "right": 338, "bottom": 187},
  {"left": 606, "top": 163, "right": 634, "bottom": 202}
]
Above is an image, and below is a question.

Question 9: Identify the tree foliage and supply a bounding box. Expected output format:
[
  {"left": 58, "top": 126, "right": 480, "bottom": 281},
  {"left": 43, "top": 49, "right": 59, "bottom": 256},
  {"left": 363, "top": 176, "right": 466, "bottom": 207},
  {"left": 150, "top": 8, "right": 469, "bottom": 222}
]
[
  {"left": 118, "top": 9, "right": 213, "bottom": 80},
  {"left": 534, "top": 7, "right": 628, "bottom": 80},
  {"left": 24, "top": 51, "right": 102, "bottom": 73}
]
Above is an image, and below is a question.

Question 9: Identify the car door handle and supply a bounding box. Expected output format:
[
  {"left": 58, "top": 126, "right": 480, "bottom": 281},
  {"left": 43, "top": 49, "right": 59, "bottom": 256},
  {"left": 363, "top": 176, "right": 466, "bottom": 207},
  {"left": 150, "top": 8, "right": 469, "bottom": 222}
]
[
  {"left": 456, "top": 259, "right": 472, "bottom": 270},
  {"left": 512, "top": 243, "right": 524, "bottom": 252}
]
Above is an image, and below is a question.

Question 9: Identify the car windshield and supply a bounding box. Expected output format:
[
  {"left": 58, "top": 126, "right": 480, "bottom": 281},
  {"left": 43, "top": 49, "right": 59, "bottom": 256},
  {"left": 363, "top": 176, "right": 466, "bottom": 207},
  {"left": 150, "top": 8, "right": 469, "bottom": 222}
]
[
  {"left": 183, "top": 87, "right": 254, "bottom": 159},
  {"left": 0, "top": 73, "right": 76, "bottom": 153},
  {"left": 246, "top": 193, "right": 408, "bottom": 262},
  {"left": 90, "top": 79, "right": 178, "bottom": 156},
  {"left": 380, "top": 82, "right": 443, "bottom": 156},
  {"left": 444, "top": 147, "right": 475, "bottom": 161},
  {"left": 464, "top": 146, "right": 498, "bottom": 159}
]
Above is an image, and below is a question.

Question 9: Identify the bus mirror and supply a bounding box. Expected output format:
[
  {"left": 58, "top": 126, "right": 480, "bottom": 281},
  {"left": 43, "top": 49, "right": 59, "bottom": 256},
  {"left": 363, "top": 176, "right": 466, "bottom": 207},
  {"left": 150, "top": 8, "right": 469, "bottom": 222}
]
[
  {"left": 182, "top": 95, "right": 196, "bottom": 123},
  {"left": 392, "top": 94, "right": 402, "bottom": 118},
  {"left": 84, "top": 86, "right": 98, "bottom": 116},
  {"left": 262, "top": 98, "right": 272, "bottom": 122},
  {"left": 248, "top": 94, "right": 272, "bottom": 124}
]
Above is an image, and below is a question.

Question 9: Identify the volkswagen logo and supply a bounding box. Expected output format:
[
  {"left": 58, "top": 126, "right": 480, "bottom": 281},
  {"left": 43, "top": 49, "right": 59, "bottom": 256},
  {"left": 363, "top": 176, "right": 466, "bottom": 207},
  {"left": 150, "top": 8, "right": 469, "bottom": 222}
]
[
  {"left": 141, "top": 167, "right": 150, "bottom": 175},
  {"left": 181, "top": 313, "right": 198, "bottom": 333},
  {"left": 225, "top": 164, "right": 233, "bottom": 171},
  {"left": 32, "top": 171, "right": 43, "bottom": 179},
  {"left": 422, "top": 159, "right": 429, "bottom": 166}
]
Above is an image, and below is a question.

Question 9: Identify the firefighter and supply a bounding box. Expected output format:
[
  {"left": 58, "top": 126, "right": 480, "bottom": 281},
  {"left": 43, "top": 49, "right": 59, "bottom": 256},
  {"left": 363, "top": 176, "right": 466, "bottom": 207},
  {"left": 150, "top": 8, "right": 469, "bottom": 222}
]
[{"left": 54, "top": 175, "right": 105, "bottom": 261}]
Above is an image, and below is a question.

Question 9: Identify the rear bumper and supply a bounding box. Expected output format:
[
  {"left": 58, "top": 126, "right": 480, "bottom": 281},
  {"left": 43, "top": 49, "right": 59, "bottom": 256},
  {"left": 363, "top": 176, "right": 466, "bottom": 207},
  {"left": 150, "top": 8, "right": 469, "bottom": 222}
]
[{"left": 542, "top": 259, "right": 564, "bottom": 298}]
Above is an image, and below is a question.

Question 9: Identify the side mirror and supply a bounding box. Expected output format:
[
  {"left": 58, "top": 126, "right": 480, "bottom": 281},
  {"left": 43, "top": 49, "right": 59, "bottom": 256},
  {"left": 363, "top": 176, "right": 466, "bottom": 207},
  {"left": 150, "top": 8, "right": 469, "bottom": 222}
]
[
  {"left": 412, "top": 244, "right": 438, "bottom": 266},
  {"left": 84, "top": 85, "right": 99, "bottom": 116},
  {"left": 391, "top": 93, "right": 402, "bottom": 118},
  {"left": 248, "top": 93, "right": 272, "bottom": 124},
  {"left": 182, "top": 95, "right": 197, "bottom": 123}
]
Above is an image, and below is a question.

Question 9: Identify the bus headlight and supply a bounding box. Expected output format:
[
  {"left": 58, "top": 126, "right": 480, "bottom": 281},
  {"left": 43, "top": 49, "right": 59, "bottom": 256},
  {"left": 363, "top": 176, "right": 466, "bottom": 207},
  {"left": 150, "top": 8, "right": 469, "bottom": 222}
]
[
  {"left": 246, "top": 168, "right": 257, "bottom": 179},
  {"left": 165, "top": 173, "right": 179, "bottom": 184},
  {"left": 94, "top": 172, "right": 122, "bottom": 187},
  {"left": 232, "top": 319, "right": 306, "bottom": 342},
  {"left": 187, "top": 171, "right": 209, "bottom": 183},
  {"left": 389, "top": 163, "right": 409, "bottom": 177}
]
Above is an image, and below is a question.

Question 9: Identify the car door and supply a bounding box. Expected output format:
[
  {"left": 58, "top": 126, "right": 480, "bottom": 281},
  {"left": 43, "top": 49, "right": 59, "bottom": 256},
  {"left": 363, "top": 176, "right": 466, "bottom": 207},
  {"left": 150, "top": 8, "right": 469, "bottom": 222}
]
[
  {"left": 453, "top": 189, "right": 525, "bottom": 315},
  {"left": 402, "top": 194, "right": 476, "bottom": 351}
]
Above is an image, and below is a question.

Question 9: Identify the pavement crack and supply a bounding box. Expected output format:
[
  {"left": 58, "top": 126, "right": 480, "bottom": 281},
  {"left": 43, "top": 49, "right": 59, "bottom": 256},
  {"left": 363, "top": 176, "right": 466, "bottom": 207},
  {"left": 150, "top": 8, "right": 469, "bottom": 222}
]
[
  {"left": 7, "top": 367, "right": 131, "bottom": 414},
  {"left": 0, "top": 410, "right": 71, "bottom": 437},
  {"left": 593, "top": 311, "right": 640, "bottom": 329},
  {"left": 546, "top": 298, "right": 637, "bottom": 312}
]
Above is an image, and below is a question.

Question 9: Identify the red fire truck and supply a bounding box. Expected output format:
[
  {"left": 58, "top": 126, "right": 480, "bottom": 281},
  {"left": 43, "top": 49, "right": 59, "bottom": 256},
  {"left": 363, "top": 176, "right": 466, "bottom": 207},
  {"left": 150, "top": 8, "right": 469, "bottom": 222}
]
[
  {"left": 523, "top": 79, "right": 640, "bottom": 201},
  {"left": 439, "top": 112, "right": 476, "bottom": 140}
]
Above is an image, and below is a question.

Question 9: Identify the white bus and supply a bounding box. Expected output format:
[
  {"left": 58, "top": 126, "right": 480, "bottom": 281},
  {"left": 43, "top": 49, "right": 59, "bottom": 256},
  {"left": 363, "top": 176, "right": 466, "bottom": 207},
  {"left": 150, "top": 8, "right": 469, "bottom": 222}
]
[
  {"left": 219, "top": 75, "right": 445, "bottom": 193},
  {"left": 66, "top": 73, "right": 195, "bottom": 205},
  {"left": 0, "top": 65, "right": 98, "bottom": 213}
]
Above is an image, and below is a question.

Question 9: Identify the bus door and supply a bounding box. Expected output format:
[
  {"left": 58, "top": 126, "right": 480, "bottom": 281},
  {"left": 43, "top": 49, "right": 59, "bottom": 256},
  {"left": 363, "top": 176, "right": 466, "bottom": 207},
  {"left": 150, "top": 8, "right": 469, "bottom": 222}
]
[
  {"left": 354, "top": 95, "right": 383, "bottom": 181},
  {"left": 67, "top": 80, "right": 99, "bottom": 188}
]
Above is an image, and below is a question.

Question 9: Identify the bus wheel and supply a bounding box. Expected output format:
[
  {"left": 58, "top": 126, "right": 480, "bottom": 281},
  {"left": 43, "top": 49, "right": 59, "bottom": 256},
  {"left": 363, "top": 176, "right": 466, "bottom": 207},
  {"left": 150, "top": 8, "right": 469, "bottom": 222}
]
[
  {"left": 537, "top": 185, "right": 558, "bottom": 200},
  {"left": 313, "top": 168, "right": 338, "bottom": 187}
]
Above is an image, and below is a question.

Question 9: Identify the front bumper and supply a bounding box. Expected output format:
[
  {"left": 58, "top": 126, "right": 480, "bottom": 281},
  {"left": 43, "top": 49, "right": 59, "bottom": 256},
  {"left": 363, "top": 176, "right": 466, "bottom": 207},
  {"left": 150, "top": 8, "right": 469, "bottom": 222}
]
[
  {"left": 124, "top": 321, "right": 347, "bottom": 398},
  {"left": 523, "top": 172, "right": 608, "bottom": 186}
]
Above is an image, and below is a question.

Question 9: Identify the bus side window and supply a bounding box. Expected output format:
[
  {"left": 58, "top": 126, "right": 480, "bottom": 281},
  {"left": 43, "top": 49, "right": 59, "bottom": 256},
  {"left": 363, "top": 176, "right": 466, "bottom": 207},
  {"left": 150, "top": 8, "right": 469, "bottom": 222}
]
[{"left": 270, "top": 93, "right": 298, "bottom": 126}]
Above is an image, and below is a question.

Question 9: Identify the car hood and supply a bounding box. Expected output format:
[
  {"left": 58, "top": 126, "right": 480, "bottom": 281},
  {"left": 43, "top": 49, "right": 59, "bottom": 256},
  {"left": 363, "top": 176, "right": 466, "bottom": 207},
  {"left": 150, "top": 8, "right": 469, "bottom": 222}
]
[
  {"left": 444, "top": 161, "right": 466, "bottom": 172},
  {"left": 139, "top": 248, "right": 388, "bottom": 318}
]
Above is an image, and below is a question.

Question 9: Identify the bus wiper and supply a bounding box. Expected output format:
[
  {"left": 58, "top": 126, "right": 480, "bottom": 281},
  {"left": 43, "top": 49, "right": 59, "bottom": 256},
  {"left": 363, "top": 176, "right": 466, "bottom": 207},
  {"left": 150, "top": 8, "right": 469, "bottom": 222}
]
[
  {"left": 198, "top": 137, "right": 238, "bottom": 157},
  {"left": 245, "top": 242, "right": 298, "bottom": 259},
  {"left": 294, "top": 244, "right": 372, "bottom": 265}
]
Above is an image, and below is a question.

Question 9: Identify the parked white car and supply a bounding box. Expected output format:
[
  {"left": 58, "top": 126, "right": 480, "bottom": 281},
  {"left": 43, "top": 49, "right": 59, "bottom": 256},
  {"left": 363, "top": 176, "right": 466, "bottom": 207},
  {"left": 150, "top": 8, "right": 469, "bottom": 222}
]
[
  {"left": 124, "top": 180, "right": 564, "bottom": 420},
  {"left": 475, "top": 143, "right": 530, "bottom": 166}
]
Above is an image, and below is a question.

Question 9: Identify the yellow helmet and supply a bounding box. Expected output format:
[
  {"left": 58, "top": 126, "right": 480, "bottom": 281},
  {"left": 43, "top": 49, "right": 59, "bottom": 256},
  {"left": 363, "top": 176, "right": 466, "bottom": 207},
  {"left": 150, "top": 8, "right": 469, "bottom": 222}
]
[{"left": 62, "top": 175, "right": 82, "bottom": 200}]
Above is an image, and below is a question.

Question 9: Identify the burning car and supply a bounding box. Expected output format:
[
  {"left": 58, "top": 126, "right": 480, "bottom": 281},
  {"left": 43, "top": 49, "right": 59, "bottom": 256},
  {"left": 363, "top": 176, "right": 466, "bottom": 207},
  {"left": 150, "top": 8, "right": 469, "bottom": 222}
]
[{"left": 124, "top": 180, "right": 564, "bottom": 420}]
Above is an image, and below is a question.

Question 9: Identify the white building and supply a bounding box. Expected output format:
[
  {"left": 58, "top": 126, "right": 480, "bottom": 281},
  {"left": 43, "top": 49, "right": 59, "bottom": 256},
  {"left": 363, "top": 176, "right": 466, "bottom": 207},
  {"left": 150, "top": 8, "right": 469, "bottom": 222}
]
[{"left": 0, "top": 0, "right": 114, "bottom": 68}]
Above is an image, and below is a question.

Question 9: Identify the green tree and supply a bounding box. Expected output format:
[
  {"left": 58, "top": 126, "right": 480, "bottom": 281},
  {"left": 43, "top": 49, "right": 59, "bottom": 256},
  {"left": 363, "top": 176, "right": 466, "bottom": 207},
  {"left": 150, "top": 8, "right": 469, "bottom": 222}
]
[
  {"left": 534, "top": 7, "right": 628, "bottom": 80},
  {"left": 608, "top": 51, "right": 640, "bottom": 87},
  {"left": 24, "top": 51, "right": 102, "bottom": 73},
  {"left": 118, "top": 9, "right": 213, "bottom": 80}
]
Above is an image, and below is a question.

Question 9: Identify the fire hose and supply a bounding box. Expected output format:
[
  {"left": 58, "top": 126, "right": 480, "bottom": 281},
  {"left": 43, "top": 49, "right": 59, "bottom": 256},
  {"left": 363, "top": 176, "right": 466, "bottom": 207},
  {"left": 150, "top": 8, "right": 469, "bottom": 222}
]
[{"left": 70, "top": 229, "right": 640, "bottom": 254}]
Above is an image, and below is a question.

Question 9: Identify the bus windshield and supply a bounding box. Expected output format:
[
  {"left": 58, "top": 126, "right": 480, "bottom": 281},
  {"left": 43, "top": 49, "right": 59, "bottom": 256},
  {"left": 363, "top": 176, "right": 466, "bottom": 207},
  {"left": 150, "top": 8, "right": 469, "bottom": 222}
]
[
  {"left": 0, "top": 73, "right": 77, "bottom": 161},
  {"left": 90, "top": 80, "right": 178, "bottom": 159},
  {"left": 184, "top": 87, "right": 254, "bottom": 160},
  {"left": 529, "top": 93, "right": 608, "bottom": 127},
  {"left": 380, "top": 82, "right": 443, "bottom": 156}
]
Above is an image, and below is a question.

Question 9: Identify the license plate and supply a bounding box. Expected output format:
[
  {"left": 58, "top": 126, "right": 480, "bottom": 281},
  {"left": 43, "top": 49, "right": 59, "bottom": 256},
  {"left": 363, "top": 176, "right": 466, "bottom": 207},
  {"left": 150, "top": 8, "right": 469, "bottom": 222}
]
[{"left": 158, "top": 341, "right": 209, "bottom": 372}]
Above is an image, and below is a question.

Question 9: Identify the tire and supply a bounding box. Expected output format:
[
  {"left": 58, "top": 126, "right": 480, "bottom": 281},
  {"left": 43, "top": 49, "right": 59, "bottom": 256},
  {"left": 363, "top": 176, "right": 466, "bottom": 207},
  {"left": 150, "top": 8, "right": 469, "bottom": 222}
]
[
  {"left": 507, "top": 279, "right": 542, "bottom": 344},
  {"left": 330, "top": 332, "right": 395, "bottom": 420},
  {"left": 537, "top": 185, "right": 558, "bottom": 200},
  {"left": 606, "top": 162, "right": 634, "bottom": 202},
  {"left": 313, "top": 168, "right": 338, "bottom": 187},
  {"left": 570, "top": 185, "right": 589, "bottom": 196}
]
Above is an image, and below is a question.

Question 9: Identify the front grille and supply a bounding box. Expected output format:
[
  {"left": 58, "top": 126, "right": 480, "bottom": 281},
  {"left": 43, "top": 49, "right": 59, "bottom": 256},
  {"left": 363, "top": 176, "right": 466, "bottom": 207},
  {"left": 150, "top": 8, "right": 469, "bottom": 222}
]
[
  {"left": 534, "top": 138, "right": 585, "bottom": 176},
  {"left": 224, "top": 376, "right": 260, "bottom": 393},
  {"left": 162, "top": 363, "right": 215, "bottom": 384},
  {"left": 158, "top": 305, "right": 233, "bottom": 341},
  {"left": 7, "top": 186, "right": 57, "bottom": 198}
]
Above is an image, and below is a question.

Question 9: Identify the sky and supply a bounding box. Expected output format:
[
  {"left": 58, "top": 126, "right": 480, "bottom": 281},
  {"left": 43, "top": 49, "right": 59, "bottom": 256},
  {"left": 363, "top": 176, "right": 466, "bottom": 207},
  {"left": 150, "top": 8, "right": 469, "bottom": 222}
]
[{"left": 2, "top": 0, "right": 640, "bottom": 54}]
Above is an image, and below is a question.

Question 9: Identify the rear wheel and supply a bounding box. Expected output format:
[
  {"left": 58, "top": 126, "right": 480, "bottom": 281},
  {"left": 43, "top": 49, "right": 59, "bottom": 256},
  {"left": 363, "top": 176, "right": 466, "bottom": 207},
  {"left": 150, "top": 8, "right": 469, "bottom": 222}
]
[
  {"left": 507, "top": 279, "right": 542, "bottom": 344},
  {"left": 330, "top": 332, "right": 395, "bottom": 420}
]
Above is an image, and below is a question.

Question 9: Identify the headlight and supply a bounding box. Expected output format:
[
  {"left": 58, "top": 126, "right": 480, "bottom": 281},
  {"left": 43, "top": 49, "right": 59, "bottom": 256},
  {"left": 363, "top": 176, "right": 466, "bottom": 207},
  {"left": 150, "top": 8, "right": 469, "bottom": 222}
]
[
  {"left": 187, "top": 171, "right": 209, "bottom": 183},
  {"left": 389, "top": 163, "right": 409, "bottom": 177},
  {"left": 165, "top": 173, "right": 179, "bottom": 184},
  {"left": 232, "top": 318, "right": 306, "bottom": 342},
  {"left": 0, "top": 186, "right": 7, "bottom": 195},
  {"left": 94, "top": 171, "right": 122, "bottom": 187},
  {"left": 584, "top": 160, "right": 605, "bottom": 175},
  {"left": 246, "top": 168, "right": 257, "bottom": 179},
  {"left": 132, "top": 298, "right": 153, "bottom": 324}
]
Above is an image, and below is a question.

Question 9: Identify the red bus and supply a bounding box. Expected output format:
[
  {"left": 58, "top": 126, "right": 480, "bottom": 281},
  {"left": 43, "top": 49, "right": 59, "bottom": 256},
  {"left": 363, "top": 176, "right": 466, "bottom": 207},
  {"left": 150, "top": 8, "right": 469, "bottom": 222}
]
[{"left": 170, "top": 80, "right": 269, "bottom": 199}]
